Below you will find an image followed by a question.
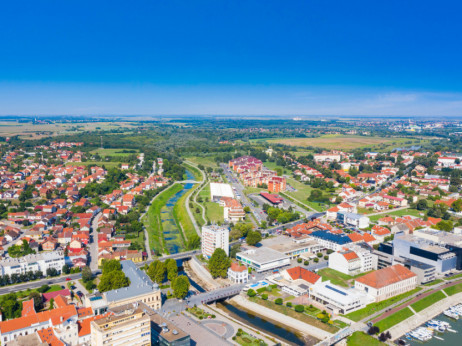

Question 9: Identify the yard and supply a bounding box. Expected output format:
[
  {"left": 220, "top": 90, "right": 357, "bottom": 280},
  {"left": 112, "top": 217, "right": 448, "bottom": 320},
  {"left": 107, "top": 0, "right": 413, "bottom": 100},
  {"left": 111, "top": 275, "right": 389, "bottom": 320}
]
[
  {"left": 90, "top": 148, "right": 138, "bottom": 157},
  {"left": 410, "top": 291, "right": 446, "bottom": 312},
  {"left": 343, "top": 288, "right": 422, "bottom": 322},
  {"left": 317, "top": 268, "right": 353, "bottom": 288},
  {"left": 369, "top": 208, "right": 423, "bottom": 222},
  {"left": 374, "top": 307, "right": 414, "bottom": 332},
  {"left": 234, "top": 330, "right": 268, "bottom": 346}
]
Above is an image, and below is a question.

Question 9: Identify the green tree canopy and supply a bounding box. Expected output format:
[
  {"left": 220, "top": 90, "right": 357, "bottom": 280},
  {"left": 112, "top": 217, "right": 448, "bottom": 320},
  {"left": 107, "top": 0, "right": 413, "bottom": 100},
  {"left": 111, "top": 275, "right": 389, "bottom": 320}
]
[
  {"left": 102, "top": 259, "right": 122, "bottom": 274},
  {"left": 97, "top": 270, "right": 130, "bottom": 292},
  {"left": 172, "top": 275, "right": 190, "bottom": 299},
  {"left": 246, "top": 230, "right": 262, "bottom": 246},
  {"left": 165, "top": 259, "right": 178, "bottom": 282},
  {"left": 209, "top": 248, "right": 231, "bottom": 278},
  {"left": 147, "top": 260, "right": 166, "bottom": 283}
]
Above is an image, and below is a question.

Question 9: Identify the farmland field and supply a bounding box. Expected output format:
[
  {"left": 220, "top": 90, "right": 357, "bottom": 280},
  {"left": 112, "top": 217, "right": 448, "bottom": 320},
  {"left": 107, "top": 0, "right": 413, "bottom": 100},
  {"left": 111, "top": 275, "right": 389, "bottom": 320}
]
[
  {"left": 265, "top": 135, "right": 422, "bottom": 151},
  {"left": 90, "top": 148, "right": 139, "bottom": 157}
]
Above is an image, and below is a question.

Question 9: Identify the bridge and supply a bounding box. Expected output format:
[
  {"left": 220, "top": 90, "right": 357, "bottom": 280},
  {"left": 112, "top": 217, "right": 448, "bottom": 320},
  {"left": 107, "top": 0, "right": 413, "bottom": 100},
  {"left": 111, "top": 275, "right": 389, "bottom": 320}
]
[
  {"left": 137, "top": 250, "right": 201, "bottom": 268},
  {"left": 187, "top": 284, "right": 246, "bottom": 306},
  {"left": 178, "top": 180, "right": 200, "bottom": 184}
]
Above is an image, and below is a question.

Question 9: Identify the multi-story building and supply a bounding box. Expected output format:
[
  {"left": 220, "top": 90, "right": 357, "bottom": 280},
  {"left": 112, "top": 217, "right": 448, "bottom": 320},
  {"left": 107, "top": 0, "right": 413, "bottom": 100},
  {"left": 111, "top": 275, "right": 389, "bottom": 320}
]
[
  {"left": 220, "top": 197, "right": 245, "bottom": 222},
  {"left": 201, "top": 225, "right": 229, "bottom": 258},
  {"left": 227, "top": 262, "right": 249, "bottom": 284},
  {"left": 329, "top": 243, "right": 378, "bottom": 275},
  {"left": 0, "top": 251, "right": 65, "bottom": 276},
  {"left": 337, "top": 212, "right": 370, "bottom": 229},
  {"left": 354, "top": 264, "right": 417, "bottom": 302},
  {"left": 268, "top": 176, "right": 286, "bottom": 193},
  {"left": 90, "top": 303, "right": 151, "bottom": 346},
  {"left": 308, "top": 230, "right": 352, "bottom": 251},
  {"left": 85, "top": 260, "right": 161, "bottom": 314}
]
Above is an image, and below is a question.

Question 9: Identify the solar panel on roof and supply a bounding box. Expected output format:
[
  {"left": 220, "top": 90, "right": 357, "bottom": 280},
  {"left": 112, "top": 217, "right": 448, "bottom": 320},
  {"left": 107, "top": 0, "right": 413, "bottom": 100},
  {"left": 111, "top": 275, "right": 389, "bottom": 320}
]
[{"left": 326, "top": 284, "right": 347, "bottom": 296}]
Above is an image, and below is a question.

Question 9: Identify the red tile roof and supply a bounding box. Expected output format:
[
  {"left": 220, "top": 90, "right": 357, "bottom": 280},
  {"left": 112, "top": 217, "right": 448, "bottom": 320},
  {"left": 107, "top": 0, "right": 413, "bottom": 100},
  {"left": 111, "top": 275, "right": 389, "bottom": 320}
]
[
  {"left": 355, "top": 264, "right": 416, "bottom": 289},
  {"left": 286, "top": 266, "right": 321, "bottom": 284},
  {"left": 342, "top": 251, "right": 359, "bottom": 261}
]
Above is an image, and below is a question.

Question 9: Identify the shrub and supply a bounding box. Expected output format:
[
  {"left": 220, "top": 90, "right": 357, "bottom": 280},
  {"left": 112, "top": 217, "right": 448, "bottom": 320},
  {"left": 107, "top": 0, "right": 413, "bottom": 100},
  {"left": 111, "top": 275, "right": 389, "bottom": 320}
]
[
  {"left": 247, "top": 289, "right": 256, "bottom": 297},
  {"left": 304, "top": 260, "right": 309, "bottom": 265},
  {"left": 261, "top": 294, "right": 268, "bottom": 300},
  {"left": 297, "top": 258, "right": 302, "bottom": 263},
  {"left": 199, "top": 316, "right": 203, "bottom": 320},
  {"left": 286, "top": 302, "right": 292, "bottom": 307},
  {"left": 314, "top": 258, "right": 319, "bottom": 263},
  {"left": 294, "top": 305, "right": 304, "bottom": 313},
  {"left": 275, "top": 298, "right": 283, "bottom": 305},
  {"left": 317, "top": 252, "right": 322, "bottom": 258},
  {"left": 211, "top": 314, "right": 216, "bottom": 318},
  {"left": 256, "top": 287, "right": 266, "bottom": 294},
  {"left": 324, "top": 255, "right": 329, "bottom": 260}
]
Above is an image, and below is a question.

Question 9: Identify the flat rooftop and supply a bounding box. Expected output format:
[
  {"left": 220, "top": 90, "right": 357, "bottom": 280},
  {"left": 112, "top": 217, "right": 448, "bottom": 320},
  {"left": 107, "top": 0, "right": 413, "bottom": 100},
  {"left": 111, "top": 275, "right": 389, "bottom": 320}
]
[
  {"left": 237, "top": 247, "right": 289, "bottom": 264},
  {"left": 261, "top": 236, "right": 318, "bottom": 254}
]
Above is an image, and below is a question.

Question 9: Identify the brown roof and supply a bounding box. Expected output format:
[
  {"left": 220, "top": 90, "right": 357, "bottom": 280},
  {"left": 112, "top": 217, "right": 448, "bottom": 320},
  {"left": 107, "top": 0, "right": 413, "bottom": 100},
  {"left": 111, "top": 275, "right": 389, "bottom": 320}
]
[
  {"left": 355, "top": 264, "right": 416, "bottom": 289},
  {"left": 286, "top": 266, "right": 320, "bottom": 284}
]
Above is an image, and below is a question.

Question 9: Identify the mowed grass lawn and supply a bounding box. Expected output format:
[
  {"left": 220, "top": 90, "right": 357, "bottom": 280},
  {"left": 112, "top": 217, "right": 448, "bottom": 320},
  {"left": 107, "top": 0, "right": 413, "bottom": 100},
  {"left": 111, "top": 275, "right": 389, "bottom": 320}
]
[
  {"left": 90, "top": 148, "right": 138, "bottom": 156},
  {"left": 65, "top": 161, "right": 121, "bottom": 169},
  {"left": 374, "top": 307, "right": 414, "bottom": 332},
  {"left": 347, "top": 331, "right": 384, "bottom": 346},
  {"left": 285, "top": 177, "right": 314, "bottom": 202},
  {"left": 411, "top": 291, "right": 446, "bottom": 312},
  {"left": 444, "top": 282, "right": 462, "bottom": 296},
  {"left": 344, "top": 288, "right": 422, "bottom": 322},
  {"left": 369, "top": 208, "right": 424, "bottom": 222},
  {"left": 318, "top": 268, "right": 353, "bottom": 288},
  {"left": 184, "top": 156, "right": 218, "bottom": 169},
  {"left": 268, "top": 135, "right": 415, "bottom": 151}
]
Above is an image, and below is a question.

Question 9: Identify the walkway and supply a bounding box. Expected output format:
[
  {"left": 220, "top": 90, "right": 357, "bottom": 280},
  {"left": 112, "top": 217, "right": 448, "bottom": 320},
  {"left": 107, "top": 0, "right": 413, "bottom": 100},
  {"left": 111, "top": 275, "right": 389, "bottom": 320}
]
[
  {"left": 183, "top": 161, "right": 206, "bottom": 237},
  {"left": 231, "top": 295, "right": 332, "bottom": 341}
]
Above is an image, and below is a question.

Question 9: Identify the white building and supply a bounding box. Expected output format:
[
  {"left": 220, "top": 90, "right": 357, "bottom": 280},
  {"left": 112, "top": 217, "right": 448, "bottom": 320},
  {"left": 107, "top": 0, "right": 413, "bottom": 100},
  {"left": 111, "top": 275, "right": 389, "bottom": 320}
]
[
  {"left": 210, "top": 183, "right": 234, "bottom": 202},
  {"left": 228, "top": 262, "right": 249, "bottom": 283},
  {"left": 0, "top": 251, "right": 65, "bottom": 276},
  {"left": 354, "top": 264, "right": 417, "bottom": 302},
  {"left": 337, "top": 212, "right": 370, "bottom": 229},
  {"left": 236, "top": 247, "right": 290, "bottom": 272},
  {"left": 201, "top": 225, "right": 229, "bottom": 258},
  {"left": 310, "top": 280, "right": 372, "bottom": 315},
  {"left": 329, "top": 245, "right": 377, "bottom": 276}
]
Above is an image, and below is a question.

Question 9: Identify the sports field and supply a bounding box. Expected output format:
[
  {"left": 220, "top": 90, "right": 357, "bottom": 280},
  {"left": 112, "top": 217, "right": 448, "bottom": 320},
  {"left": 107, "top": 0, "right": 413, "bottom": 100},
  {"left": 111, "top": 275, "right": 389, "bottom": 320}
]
[{"left": 267, "top": 135, "right": 420, "bottom": 151}]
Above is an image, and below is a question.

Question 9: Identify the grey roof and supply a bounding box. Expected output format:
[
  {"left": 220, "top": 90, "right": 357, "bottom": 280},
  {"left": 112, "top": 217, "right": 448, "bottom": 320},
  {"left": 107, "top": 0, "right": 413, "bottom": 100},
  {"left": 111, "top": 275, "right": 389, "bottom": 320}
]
[{"left": 105, "top": 260, "right": 159, "bottom": 303}]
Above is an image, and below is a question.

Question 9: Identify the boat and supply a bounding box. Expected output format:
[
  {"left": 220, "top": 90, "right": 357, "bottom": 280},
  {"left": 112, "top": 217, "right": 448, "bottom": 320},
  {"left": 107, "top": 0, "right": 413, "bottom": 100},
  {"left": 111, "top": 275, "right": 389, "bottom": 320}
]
[
  {"left": 444, "top": 309, "right": 459, "bottom": 319},
  {"left": 409, "top": 327, "right": 433, "bottom": 341}
]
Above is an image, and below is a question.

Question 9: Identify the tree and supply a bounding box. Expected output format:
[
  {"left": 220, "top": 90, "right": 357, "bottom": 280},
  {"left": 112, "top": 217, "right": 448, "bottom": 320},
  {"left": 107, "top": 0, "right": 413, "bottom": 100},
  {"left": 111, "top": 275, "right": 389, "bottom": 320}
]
[
  {"left": 1, "top": 294, "right": 21, "bottom": 319},
  {"left": 295, "top": 305, "right": 304, "bottom": 313},
  {"left": 172, "top": 275, "right": 190, "bottom": 299},
  {"left": 147, "top": 260, "right": 166, "bottom": 283},
  {"left": 82, "top": 267, "right": 93, "bottom": 283},
  {"left": 62, "top": 264, "right": 70, "bottom": 275},
  {"left": 166, "top": 259, "right": 178, "bottom": 282},
  {"left": 416, "top": 199, "right": 428, "bottom": 210},
  {"left": 243, "top": 206, "right": 251, "bottom": 213},
  {"left": 49, "top": 298, "right": 54, "bottom": 310},
  {"left": 102, "top": 259, "right": 121, "bottom": 274},
  {"left": 29, "top": 291, "right": 43, "bottom": 311},
  {"left": 261, "top": 293, "right": 268, "bottom": 300},
  {"left": 37, "top": 285, "right": 50, "bottom": 293},
  {"left": 246, "top": 231, "right": 262, "bottom": 246},
  {"left": 97, "top": 270, "right": 130, "bottom": 292},
  {"left": 452, "top": 199, "right": 462, "bottom": 212},
  {"left": 208, "top": 248, "right": 231, "bottom": 278},
  {"left": 229, "top": 244, "right": 241, "bottom": 258},
  {"left": 275, "top": 298, "right": 283, "bottom": 305}
]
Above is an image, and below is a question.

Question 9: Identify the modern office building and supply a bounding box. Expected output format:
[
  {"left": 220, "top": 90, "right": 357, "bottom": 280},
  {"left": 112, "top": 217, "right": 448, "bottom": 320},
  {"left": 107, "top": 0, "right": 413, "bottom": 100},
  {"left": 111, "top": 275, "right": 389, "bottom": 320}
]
[
  {"left": 308, "top": 230, "right": 352, "bottom": 251},
  {"left": 201, "top": 225, "right": 229, "bottom": 258},
  {"left": 337, "top": 212, "right": 370, "bottom": 229}
]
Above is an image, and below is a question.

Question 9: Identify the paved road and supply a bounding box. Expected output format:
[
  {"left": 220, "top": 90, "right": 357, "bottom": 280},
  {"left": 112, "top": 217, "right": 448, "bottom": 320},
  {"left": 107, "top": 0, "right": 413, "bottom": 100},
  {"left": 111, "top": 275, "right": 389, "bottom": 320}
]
[
  {"left": 187, "top": 284, "right": 246, "bottom": 306},
  {"left": 0, "top": 273, "right": 85, "bottom": 295},
  {"left": 89, "top": 212, "right": 102, "bottom": 271}
]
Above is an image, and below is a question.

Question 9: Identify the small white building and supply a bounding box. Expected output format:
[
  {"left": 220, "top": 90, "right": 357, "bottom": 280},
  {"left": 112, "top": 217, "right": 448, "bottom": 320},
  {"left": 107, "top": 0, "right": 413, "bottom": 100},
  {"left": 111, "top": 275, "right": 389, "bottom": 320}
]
[
  {"left": 329, "top": 244, "right": 378, "bottom": 276},
  {"left": 201, "top": 225, "right": 229, "bottom": 258},
  {"left": 228, "top": 262, "right": 248, "bottom": 284},
  {"left": 210, "top": 183, "right": 234, "bottom": 202}
]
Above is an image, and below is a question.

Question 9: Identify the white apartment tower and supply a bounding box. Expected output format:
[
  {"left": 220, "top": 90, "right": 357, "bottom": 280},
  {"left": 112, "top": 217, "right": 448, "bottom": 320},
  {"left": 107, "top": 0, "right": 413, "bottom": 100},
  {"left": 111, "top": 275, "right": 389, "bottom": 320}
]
[{"left": 201, "top": 225, "right": 229, "bottom": 258}]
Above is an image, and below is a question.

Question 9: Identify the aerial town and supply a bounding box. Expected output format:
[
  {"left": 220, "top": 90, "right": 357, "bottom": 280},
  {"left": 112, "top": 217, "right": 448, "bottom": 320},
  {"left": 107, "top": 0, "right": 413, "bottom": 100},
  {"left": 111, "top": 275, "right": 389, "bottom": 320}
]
[{"left": 0, "top": 118, "right": 461, "bottom": 346}]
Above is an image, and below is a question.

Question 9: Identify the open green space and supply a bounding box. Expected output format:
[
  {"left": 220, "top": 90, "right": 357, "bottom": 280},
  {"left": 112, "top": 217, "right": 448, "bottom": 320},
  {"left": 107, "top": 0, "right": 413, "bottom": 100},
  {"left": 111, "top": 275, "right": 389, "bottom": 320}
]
[
  {"left": 266, "top": 134, "right": 424, "bottom": 151},
  {"left": 344, "top": 288, "right": 422, "bottom": 322},
  {"left": 183, "top": 162, "right": 203, "bottom": 181},
  {"left": 444, "top": 282, "right": 462, "bottom": 296},
  {"left": 263, "top": 161, "right": 290, "bottom": 174},
  {"left": 173, "top": 183, "right": 199, "bottom": 242},
  {"left": 347, "top": 331, "right": 384, "bottom": 346},
  {"left": 374, "top": 307, "right": 414, "bottom": 332},
  {"left": 65, "top": 161, "right": 121, "bottom": 169},
  {"left": 369, "top": 208, "right": 423, "bottom": 222},
  {"left": 411, "top": 291, "right": 446, "bottom": 312},
  {"left": 318, "top": 268, "right": 354, "bottom": 287},
  {"left": 249, "top": 296, "right": 338, "bottom": 333},
  {"left": 444, "top": 273, "right": 462, "bottom": 281},
  {"left": 90, "top": 148, "right": 139, "bottom": 157},
  {"left": 195, "top": 182, "right": 224, "bottom": 223},
  {"left": 235, "top": 330, "right": 268, "bottom": 346},
  {"left": 285, "top": 177, "right": 314, "bottom": 202},
  {"left": 184, "top": 156, "right": 219, "bottom": 170}
]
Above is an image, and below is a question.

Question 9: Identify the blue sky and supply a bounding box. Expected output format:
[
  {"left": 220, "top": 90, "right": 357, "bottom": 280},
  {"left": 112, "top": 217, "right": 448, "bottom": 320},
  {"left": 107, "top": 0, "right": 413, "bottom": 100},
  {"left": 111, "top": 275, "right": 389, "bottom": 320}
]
[{"left": 0, "top": 0, "right": 461, "bottom": 116}]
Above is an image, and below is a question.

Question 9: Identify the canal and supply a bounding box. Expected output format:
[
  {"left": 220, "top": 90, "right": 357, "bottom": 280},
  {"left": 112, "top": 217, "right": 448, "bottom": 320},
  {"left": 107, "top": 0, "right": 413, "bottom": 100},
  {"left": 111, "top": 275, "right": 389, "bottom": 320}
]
[
  {"left": 217, "top": 301, "right": 319, "bottom": 346},
  {"left": 161, "top": 170, "right": 195, "bottom": 254}
]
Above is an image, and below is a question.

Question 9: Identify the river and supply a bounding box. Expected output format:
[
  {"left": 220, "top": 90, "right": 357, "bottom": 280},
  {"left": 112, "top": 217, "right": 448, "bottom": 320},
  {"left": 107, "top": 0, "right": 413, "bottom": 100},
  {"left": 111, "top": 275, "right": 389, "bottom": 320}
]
[
  {"left": 217, "top": 301, "right": 319, "bottom": 346},
  {"left": 161, "top": 170, "right": 195, "bottom": 254}
]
